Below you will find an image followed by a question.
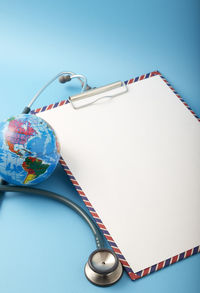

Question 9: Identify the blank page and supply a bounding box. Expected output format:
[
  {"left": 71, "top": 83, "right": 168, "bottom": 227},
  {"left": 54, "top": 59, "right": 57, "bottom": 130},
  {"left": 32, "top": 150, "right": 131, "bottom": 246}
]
[{"left": 37, "top": 75, "right": 200, "bottom": 273}]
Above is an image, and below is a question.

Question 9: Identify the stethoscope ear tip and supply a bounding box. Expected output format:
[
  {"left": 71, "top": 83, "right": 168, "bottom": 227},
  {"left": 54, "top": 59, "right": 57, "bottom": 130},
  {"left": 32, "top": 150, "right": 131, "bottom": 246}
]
[{"left": 84, "top": 248, "right": 123, "bottom": 286}]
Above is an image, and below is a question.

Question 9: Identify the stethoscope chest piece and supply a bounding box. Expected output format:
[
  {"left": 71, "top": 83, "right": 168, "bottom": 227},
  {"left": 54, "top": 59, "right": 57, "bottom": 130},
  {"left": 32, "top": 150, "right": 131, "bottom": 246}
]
[{"left": 85, "top": 248, "right": 123, "bottom": 286}]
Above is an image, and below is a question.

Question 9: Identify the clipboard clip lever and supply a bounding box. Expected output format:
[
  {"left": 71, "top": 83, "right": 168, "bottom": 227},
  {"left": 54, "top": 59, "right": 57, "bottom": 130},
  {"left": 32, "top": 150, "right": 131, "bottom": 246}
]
[{"left": 69, "top": 81, "right": 128, "bottom": 110}]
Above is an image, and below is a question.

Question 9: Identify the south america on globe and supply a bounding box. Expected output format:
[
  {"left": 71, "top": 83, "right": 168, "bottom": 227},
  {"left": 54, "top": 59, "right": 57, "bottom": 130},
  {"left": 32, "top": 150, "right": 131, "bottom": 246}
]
[{"left": 0, "top": 114, "right": 60, "bottom": 185}]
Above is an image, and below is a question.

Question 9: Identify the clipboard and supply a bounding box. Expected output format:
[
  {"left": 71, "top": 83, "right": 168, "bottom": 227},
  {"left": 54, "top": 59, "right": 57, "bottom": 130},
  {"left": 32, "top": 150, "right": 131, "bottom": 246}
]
[{"left": 32, "top": 71, "right": 200, "bottom": 280}]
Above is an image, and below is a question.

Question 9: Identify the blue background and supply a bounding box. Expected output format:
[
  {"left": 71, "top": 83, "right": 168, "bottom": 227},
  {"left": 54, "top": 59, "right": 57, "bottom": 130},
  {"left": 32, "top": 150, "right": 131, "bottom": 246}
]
[{"left": 0, "top": 0, "right": 199, "bottom": 292}]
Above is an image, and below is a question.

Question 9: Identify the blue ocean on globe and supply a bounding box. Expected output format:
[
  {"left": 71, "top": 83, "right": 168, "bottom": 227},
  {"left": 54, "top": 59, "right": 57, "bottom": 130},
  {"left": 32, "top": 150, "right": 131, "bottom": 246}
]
[{"left": 0, "top": 114, "right": 60, "bottom": 185}]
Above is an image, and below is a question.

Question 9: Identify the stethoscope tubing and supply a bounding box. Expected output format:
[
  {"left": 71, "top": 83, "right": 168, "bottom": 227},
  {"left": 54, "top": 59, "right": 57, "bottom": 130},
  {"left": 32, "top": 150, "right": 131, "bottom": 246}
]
[{"left": 0, "top": 184, "right": 105, "bottom": 249}]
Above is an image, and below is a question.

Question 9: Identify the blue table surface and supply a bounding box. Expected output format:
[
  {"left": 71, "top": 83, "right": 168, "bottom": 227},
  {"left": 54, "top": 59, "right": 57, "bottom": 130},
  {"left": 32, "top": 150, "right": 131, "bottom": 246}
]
[{"left": 0, "top": 0, "right": 199, "bottom": 292}]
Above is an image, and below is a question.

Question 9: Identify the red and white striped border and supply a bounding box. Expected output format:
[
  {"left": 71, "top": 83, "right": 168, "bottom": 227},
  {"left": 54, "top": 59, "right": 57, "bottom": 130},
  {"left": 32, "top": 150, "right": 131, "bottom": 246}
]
[
  {"left": 159, "top": 73, "right": 200, "bottom": 122},
  {"left": 31, "top": 100, "right": 69, "bottom": 115},
  {"left": 33, "top": 71, "right": 200, "bottom": 280}
]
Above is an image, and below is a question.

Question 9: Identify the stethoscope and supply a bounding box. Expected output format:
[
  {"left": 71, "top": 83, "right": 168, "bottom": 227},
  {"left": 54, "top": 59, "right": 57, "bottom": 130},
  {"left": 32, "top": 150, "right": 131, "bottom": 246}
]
[{"left": 0, "top": 71, "right": 123, "bottom": 286}]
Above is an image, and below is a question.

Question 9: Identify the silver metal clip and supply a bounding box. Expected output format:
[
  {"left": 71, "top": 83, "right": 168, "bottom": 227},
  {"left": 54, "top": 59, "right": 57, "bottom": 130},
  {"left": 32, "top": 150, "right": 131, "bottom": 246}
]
[{"left": 69, "top": 81, "right": 128, "bottom": 110}]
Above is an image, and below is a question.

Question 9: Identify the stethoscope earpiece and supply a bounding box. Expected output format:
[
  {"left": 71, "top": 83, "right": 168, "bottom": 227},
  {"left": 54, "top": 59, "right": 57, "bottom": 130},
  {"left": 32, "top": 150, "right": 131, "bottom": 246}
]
[{"left": 85, "top": 248, "right": 123, "bottom": 286}]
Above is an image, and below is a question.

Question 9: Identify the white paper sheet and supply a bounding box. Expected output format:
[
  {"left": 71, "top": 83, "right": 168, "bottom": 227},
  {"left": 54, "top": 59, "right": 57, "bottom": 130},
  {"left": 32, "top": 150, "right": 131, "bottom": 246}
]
[{"left": 37, "top": 75, "right": 200, "bottom": 273}]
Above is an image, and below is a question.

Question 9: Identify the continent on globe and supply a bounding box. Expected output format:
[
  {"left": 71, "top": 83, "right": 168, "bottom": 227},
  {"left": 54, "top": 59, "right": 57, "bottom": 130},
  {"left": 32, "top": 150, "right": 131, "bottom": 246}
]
[
  {"left": 5, "top": 117, "right": 37, "bottom": 156},
  {"left": 22, "top": 157, "right": 49, "bottom": 184}
]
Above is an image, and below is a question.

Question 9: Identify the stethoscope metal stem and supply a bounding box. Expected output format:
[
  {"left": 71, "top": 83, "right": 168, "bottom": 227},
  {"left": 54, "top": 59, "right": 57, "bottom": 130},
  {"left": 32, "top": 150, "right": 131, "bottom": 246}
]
[{"left": 27, "top": 71, "right": 88, "bottom": 109}]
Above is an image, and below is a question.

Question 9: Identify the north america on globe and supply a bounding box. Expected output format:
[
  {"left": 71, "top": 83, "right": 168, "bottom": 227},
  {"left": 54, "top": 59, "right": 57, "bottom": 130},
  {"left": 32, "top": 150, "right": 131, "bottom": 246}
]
[
  {"left": 0, "top": 114, "right": 60, "bottom": 185},
  {"left": 5, "top": 117, "right": 37, "bottom": 156}
]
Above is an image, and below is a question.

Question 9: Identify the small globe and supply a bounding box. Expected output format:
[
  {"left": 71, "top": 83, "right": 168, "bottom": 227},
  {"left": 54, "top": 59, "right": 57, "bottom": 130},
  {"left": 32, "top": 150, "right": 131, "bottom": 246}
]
[{"left": 0, "top": 114, "right": 60, "bottom": 185}]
